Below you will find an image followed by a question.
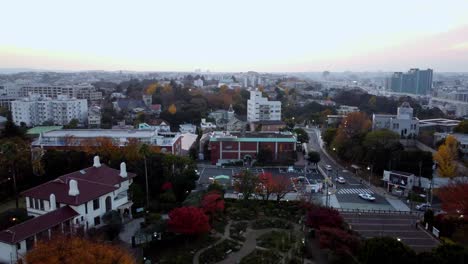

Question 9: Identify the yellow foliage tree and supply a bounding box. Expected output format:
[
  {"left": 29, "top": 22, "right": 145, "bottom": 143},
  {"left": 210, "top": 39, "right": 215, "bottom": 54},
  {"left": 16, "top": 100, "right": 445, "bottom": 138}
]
[
  {"left": 146, "top": 83, "right": 158, "bottom": 95},
  {"left": 162, "top": 83, "right": 173, "bottom": 94},
  {"left": 168, "top": 103, "right": 177, "bottom": 114},
  {"left": 26, "top": 236, "right": 135, "bottom": 264},
  {"left": 433, "top": 135, "right": 459, "bottom": 178}
]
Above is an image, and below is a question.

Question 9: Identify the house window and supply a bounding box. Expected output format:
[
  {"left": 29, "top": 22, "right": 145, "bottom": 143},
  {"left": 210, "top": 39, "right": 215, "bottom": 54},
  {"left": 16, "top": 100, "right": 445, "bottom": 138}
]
[
  {"left": 93, "top": 199, "right": 100, "bottom": 210},
  {"left": 40, "top": 200, "right": 44, "bottom": 210},
  {"left": 34, "top": 199, "right": 39, "bottom": 210},
  {"left": 94, "top": 216, "right": 101, "bottom": 226},
  {"left": 16, "top": 243, "right": 21, "bottom": 250},
  {"left": 85, "top": 203, "right": 88, "bottom": 214},
  {"left": 28, "top": 197, "right": 33, "bottom": 208}
]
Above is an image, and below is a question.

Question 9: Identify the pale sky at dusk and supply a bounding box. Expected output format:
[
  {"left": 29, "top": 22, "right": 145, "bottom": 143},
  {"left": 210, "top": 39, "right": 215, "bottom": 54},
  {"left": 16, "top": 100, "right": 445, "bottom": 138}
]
[{"left": 1, "top": 0, "right": 468, "bottom": 72}]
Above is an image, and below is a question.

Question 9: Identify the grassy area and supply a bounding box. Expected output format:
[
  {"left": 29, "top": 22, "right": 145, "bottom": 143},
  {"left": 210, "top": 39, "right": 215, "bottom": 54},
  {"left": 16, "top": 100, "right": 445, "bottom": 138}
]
[
  {"left": 257, "top": 230, "right": 296, "bottom": 252},
  {"left": 252, "top": 218, "right": 292, "bottom": 230},
  {"left": 199, "top": 239, "right": 242, "bottom": 264},
  {"left": 240, "top": 249, "right": 282, "bottom": 264},
  {"left": 230, "top": 221, "right": 249, "bottom": 241},
  {"left": 145, "top": 234, "right": 217, "bottom": 264}
]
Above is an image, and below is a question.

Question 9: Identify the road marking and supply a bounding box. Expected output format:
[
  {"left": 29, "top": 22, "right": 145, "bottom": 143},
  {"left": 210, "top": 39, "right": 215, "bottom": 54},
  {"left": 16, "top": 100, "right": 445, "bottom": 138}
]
[{"left": 337, "top": 188, "right": 374, "bottom": 195}]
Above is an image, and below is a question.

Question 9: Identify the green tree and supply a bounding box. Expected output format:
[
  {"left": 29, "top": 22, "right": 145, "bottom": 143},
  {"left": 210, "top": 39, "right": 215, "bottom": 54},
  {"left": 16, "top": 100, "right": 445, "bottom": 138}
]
[
  {"left": 307, "top": 151, "right": 321, "bottom": 167},
  {"left": 1, "top": 111, "right": 24, "bottom": 138},
  {"left": 256, "top": 148, "right": 273, "bottom": 164},
  {"left": 234, "top": 170, "right": 260, "bottom": 202},
  {"left": 322, "top": 128, "right": 337, "bottom": 146},
  {"left": 64, "top": 118, "right": 79, "bottom": 129},
  {"left": 294, "top": 128, "right": 310, "bottom": 143},
  {"left": 453, "top": 120, "right": 468, "bottom": 134},
  {"left": 102, "top": 210, "right": 123, "bottom": 240}
]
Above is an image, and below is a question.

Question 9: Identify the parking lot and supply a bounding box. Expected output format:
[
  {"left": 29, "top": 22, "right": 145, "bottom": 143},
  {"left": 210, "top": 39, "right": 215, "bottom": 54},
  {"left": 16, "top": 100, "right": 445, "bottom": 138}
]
[
  {"left": 341, "top": 211, "right": 439, "bottom": 252},
  {"left": 197, "top": 166, "right": 324, "bottom": 194}
]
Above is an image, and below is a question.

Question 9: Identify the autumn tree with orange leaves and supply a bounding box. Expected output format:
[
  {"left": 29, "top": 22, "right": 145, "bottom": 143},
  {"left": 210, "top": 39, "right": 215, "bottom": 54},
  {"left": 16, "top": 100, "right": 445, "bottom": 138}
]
[
  {"left": 433, "top": 135, "right": 459, "bottom": 178},
  {"left": 26, "top": 236, "right": 135, "bottom": 264},
  {"left": 332, "top": 112, "right": 371, "bottom": 161}
]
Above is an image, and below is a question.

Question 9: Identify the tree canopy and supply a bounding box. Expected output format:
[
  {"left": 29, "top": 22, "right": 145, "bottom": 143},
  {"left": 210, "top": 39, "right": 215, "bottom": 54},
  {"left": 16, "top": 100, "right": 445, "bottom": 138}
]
[{"left": 26, "top": 236, "right": 135, "bottom": 264}]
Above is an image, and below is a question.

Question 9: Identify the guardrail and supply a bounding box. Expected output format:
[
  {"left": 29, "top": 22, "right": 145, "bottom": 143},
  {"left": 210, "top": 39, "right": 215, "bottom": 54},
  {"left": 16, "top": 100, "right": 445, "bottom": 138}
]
[{"left": 337, "top": 207, "right": 422, "bottom": 215}]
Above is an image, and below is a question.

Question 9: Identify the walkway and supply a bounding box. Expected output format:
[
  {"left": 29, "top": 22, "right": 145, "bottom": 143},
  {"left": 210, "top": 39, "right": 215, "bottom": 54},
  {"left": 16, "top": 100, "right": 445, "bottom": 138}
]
[
  {"left": 193, "top": 221, "right": 232, "bottom": 264},
  {"left": 119, "top": 217, "right": 144, "bottom": 244}
]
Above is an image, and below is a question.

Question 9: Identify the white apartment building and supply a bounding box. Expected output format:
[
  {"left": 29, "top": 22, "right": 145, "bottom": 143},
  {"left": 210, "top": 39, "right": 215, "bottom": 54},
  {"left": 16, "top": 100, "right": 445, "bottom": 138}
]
[
  {"left": 20, "top": 84, "right": 102, "bottom": 101},
  {"left": 0, "top": 157, "right": 135, "bottom": 264},
  {"left": 193, "top": 79, "right": 204, "bottom": 88},
  {"left": 11, "top": 94, "right": 88, "bottom": 126},
  {"left": 372, "top": 102, "right": 419, "bottom": 138},
  {"left": 88, "top": 105, "right": 101, "bottom": 128},
  {"left": 337, "top": 105, "right": 359, "bottom": 115},
  {"left": 247, "top": 89, "right": 281, "bottom": 122}
]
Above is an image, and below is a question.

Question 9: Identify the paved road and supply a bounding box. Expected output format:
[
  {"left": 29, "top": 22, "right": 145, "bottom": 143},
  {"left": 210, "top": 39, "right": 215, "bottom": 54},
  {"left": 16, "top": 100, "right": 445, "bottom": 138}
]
[
  {"left": 305, "top": 127, "right": 394, "bottom": 210},
  {"left": 341, "top": 212, "right": 439, "bottom": 252}
]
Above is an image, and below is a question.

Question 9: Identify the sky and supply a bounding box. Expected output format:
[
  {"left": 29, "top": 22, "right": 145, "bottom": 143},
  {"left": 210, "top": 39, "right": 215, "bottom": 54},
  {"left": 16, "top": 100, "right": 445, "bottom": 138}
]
[{"left": 1, "top": 0, "right": 468, "bottom": 72}]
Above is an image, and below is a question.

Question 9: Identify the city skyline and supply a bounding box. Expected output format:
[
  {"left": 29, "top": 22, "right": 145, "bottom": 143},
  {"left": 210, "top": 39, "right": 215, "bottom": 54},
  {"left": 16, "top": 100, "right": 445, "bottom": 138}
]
[{"left": 1, "top": 0, "right": 468, "bottom": 72}]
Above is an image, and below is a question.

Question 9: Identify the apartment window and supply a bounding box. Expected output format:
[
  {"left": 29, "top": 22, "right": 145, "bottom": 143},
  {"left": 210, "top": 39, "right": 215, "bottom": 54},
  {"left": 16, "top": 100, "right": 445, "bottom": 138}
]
[
  {"left": 94, "top": 216, "right": 101, "bottom": 226},
  {"left": 93, "top": 199, "right": 100, "bottom": 210}
]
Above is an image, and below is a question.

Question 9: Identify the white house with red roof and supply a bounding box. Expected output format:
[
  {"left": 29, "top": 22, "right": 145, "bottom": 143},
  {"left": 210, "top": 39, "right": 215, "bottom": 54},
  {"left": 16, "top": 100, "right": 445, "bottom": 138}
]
[{"left": 0, "top": 156, "right": 136, "bottom": 263}]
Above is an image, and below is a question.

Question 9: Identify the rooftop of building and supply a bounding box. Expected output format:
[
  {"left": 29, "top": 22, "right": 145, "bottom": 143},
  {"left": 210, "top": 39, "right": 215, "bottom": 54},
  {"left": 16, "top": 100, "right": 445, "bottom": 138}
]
[
  {"left": 209, "top": 131, "right": 296, "bottom": 142},
  {"left": 419, "top": 118, "right": 461, "bottom": 127},
  {"left": 22, "top": 162, "right": 136, "bottom": 206},
  {"left": 38, "top": 129, "right": 160, "bottom": 138},
  {"left": 388, "top": 170, "right": 415, "bottom": 177},
  {"left": 250, "top": 120, "right": 286, "bottom": 125},
  {"left": 434, "top": 132, "right": 468, "bottom": 144},
  {"left": 0, "top": 206, "right": 79, "bottom": 244},
  {"left": 27, "top": 126, "right": 63, "bottom": 135}
]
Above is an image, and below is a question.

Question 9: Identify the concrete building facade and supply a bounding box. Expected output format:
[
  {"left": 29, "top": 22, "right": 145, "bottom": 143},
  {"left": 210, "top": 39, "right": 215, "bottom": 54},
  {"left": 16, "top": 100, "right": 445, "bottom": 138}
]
[{"left": 247, "top": 89, "right": 281, "bottom": 122}]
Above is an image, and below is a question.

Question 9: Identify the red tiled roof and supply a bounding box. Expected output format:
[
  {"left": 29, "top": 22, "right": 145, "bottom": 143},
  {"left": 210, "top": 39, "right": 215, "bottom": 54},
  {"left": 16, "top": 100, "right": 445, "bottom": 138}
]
[
  {"left": 21, "top": 164, "right": 136, "bottom": 206},
  {"left": 150, "top": 104, "right": 161, "bottom": 111},
  {"left": 0, "top": 206, "right": 79, "bottom": 244}
]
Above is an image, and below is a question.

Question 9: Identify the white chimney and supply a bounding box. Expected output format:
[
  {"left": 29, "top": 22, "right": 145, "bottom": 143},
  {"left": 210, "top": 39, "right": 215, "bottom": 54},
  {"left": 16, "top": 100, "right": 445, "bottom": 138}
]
[
  {"left": 49, "top": 193, "right": 56, "bottom": 211},
  {"left": 120, "top": 162, "right": 128, "bottom": 178},
  {"left": 68, "top": 179, "right": 80, "bottom": 196},
  {"left": 93, "top": 156, "right": 101, "bottom": 168}
]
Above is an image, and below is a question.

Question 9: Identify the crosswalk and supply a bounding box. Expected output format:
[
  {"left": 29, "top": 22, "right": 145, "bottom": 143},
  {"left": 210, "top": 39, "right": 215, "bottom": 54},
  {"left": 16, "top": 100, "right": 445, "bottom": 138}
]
[{"left": 337, "top": 188, "right": 374, "bottom": 195}]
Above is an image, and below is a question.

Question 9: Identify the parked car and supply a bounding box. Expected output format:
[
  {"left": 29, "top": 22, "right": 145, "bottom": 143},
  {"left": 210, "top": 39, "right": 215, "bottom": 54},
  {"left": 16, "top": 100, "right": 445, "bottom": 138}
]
[
  {"left": 358, "top": 193, "right": 376, "bottom": 201},
  {"left": 325, "top": 165, "right": 332, "bottom": 171},
  {"left": 335, "top": 177, "right": 346, "bottom": 184},
  {"left": 287, "top": 166, "right": 295, "bottom": 173},
  {"left": 416, "top": 203, "right": 432, "bottom": 211}
]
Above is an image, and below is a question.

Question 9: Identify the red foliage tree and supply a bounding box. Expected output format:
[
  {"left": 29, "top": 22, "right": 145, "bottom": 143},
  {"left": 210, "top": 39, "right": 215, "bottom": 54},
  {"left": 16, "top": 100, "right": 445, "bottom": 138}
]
[
  {"left": 201, "top": 192, "right": 225, "bottom": 215},
  {"left": 161, "top": 181, "right": 173, "bottom": 191},
  {"left": 168, "top": 206, "right": 211, "bottom": 235},
  {"left": 306, "top": 206, "right": 344, "bottom": 229},
  {"left": 318, "top": 226, "right": 361, "bottom": 255},
  {"left": 258, "top": 172, "right": 292, "bottom": 202},
  {"left": 437, "top": 183, "right": 468, "bottom": 216}
]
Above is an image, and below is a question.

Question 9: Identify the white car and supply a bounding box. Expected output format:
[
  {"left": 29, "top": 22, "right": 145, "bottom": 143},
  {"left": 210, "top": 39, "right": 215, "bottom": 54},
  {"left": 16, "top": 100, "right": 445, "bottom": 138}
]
[
  {"left": 287, "top": 166, "right": 295, "bottom": 173},
  {"left": 358, "top": 193, "right": 376, "bottom": 201},
  {"left": 325, "top": 165, "right": 332, "bottom": 171},
  {"left": 335, "top": 177, "right": 346, "bottom": 184},
  {"left": 416, "top": 203, "right": 431, "bottom": 211}
]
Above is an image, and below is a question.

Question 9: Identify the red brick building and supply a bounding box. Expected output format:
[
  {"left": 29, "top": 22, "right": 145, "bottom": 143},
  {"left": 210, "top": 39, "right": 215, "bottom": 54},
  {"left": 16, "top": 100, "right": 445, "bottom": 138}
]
[{"left": 209, "top": 132, "right": 296, "bottom": 165}]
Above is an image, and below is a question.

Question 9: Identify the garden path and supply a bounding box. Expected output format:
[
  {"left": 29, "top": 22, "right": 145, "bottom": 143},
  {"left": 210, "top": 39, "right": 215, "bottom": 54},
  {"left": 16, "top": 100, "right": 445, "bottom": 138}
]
[{"left": 193, "top": 220, "right": 233, "bottom": 264}]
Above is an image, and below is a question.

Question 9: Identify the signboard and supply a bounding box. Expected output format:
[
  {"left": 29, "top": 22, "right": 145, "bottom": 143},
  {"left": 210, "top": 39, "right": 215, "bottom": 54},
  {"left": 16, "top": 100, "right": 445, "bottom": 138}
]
[{"left": 432, "top": 227, "right": 440, "bottom": 238}]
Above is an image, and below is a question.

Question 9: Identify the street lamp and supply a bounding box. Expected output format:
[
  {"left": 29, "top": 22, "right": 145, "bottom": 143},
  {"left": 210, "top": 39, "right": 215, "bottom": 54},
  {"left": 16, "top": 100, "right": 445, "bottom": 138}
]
[{"left": 367, "top": 165, "right": 373, "bottom": 186}]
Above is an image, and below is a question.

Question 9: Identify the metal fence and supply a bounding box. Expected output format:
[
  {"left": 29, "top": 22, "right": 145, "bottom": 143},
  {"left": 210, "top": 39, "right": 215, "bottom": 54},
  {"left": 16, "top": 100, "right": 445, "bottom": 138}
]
[{"left": 337, "top": 207, "right": 422, "bottom": 215}]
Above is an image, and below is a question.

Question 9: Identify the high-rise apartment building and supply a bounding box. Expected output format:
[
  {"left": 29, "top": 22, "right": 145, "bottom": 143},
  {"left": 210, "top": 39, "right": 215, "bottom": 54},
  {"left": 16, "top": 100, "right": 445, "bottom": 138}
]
[
  {"left": 11, "top": 94, "right": 88, "bottom": 126},
  {"left": 247, "top": 89, "right": 281, "bottom": 122},
  {"left": 387, "top": 69, "right": 433, "bottom": 95},
  {"left": 20, "top": 84, "right": 102, "bottom": 101}
]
